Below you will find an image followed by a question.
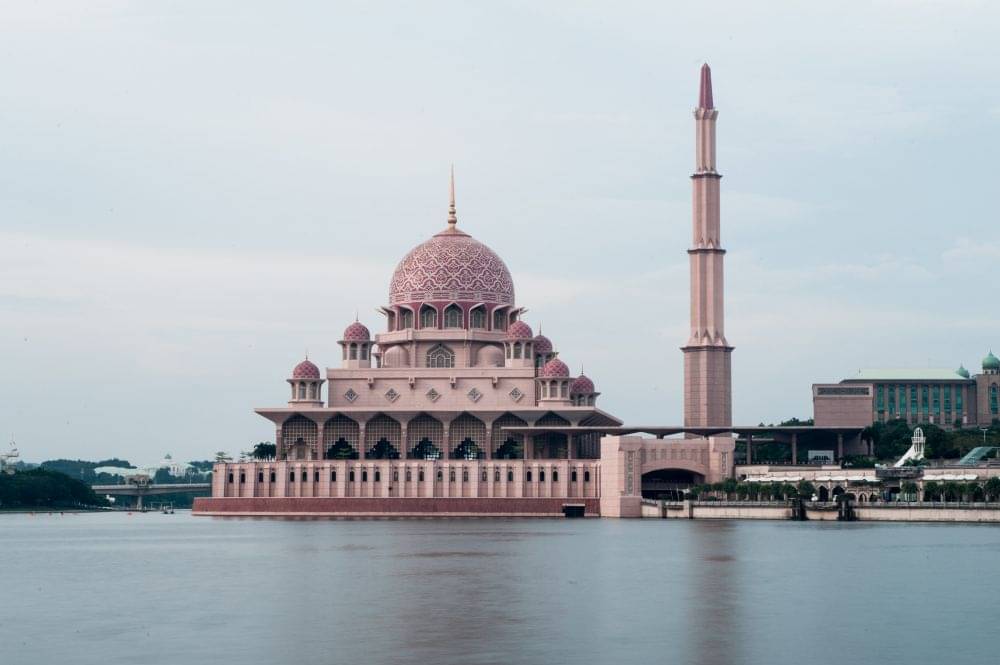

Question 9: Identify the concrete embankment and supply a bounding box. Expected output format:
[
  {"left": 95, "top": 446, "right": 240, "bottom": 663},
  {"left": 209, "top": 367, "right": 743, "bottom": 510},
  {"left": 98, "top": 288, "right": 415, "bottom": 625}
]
[{"left": 642, "top": 500, "right": 1000, "bottom": 523}]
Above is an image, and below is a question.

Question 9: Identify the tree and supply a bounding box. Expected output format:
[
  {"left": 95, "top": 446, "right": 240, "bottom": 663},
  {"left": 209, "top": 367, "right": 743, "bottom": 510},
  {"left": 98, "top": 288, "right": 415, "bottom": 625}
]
[
  {"left": 214, "top": 451, "right": 232, "bottom": 463},
  {"left": 941, "top": 481, "right": 961, "bottom": 502},
  {"left": 797, "top": 480, "right": 816, "bottom": 499},
  {"left": 964, "top": 482, "right": 983, "bottom": 502},
  {"left": 922, "top": 480, "right": 941, "bottom": 502},
  {"left": 900, "top": 481, "right": 918, "bottom": 502},
  {"left": 721, "top": 478, "right": 738, "bottom": 500},
  {"left": 251, "top": 442, "right": 277, "bottom": 460},
  {"left": 985, "top": 477, "right": 1000, "bottom": 502}
]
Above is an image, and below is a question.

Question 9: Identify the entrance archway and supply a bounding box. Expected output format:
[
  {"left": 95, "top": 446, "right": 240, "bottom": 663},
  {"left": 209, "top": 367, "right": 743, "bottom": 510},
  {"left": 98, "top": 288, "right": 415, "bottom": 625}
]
[
  {"left": 818, "top": 486, "right": 829, "bottom": 501},
  {"left": 641, "top": 468, "right": 704, "bottom": 501}
]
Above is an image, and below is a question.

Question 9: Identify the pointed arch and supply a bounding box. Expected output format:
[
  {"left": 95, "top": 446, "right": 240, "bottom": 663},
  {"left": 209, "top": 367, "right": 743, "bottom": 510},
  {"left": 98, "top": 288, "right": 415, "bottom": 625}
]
[
  {"left": 407, "top": 413, "right": 444, "bottom": 459},
  {"left": 443, "top": 303, "right": 463, "bottom": 328},
  {"left": 364, "top": 413, "right": 402, "bottom": 459},
  {"left": 448, "top": 413, "right": 487, "bottom": 459},
  {"left": 281, "top": 415, "right": 317, "bottom": 460},
  {"left": 491, "top": 412, "right": 527, "bottom": 459},
  {"left": 324, "top": 414, "right": 360, "bottom": 459},
  {"left": 469, "top": 304, "right": 487, "bottom": 329},
  {"left": 419, "top": 304, "right": 438, "bottom": 329},
  {"left": 426, "top": 343, "right": 455, "bottom": 368}
]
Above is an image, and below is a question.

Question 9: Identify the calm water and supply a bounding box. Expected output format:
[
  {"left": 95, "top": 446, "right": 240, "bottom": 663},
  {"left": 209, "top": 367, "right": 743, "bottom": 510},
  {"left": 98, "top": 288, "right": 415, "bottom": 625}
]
[{"left": 1, "top": 513, "right": 997, "bottom": 665}]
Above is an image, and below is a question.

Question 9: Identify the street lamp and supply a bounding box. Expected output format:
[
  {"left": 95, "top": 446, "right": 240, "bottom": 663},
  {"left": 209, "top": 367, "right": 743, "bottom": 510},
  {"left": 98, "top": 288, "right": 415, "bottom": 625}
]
[{"left": 980, "top": 428, "right": 989, "bottom": 446}]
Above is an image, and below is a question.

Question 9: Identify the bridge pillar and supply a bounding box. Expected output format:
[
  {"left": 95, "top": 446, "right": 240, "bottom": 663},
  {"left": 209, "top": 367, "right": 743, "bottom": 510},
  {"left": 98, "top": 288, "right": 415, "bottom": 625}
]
[
  {"left": 135, "top": 492, "right": 144, "bottom": 511},
  {"left": 791, "top": 433, "right": 798, "bottom": 465}
]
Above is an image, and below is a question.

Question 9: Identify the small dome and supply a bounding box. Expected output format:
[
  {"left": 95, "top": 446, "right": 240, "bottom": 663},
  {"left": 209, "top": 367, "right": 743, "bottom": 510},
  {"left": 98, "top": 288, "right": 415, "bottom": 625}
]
[
  {"left": 507, "top": 320, "right": 534, "bottom": 340},
  {"left": 957, "top": 364, "right": 971, "bottom": 379},
  {"left": 983, "top": 351, "right": 1000, "bottom": 371},
  {"left": 476, "top": 344, "right": 504, "bottom": 367},
  {"left": 343, "top": 321, "right": 371, "bottom": 342},
  {"left": 540, "top": 358, "right": 570, "bottom": 378},
  {"left": 571, "top": 374, "right": 595, "bottom": 395},
  {"left": 292, "top": 358, "right": 320, "bottom": 379},
  {"left": 533, "top": 334, "right": 553, "bottom": 354},
  {"left": 382, "top": 345, "right": 409, "bottom": 368}
]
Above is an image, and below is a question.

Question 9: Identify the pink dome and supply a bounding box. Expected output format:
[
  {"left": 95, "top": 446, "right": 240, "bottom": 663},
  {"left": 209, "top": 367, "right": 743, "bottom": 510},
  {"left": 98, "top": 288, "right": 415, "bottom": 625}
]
[
  {"left": 292, "top": 358, "right": 320, "bottom": 379},
  {"left": 343, "top": 321, "right": 370, "bottom": 342},
  {"left": 507, "top": 320, "right": 533, "bottom": 340},
  {"left": 533, "top": 334, "right": 552, "bottom": 354},
  {"left": 540, "top": 358, "right": 570, "bottom": 378},
  {"left": 571, "top": 374, "right": 595, "bottom": 395},
  {"left": 389, "top": 227, "right": 515, "bottom": 307}
]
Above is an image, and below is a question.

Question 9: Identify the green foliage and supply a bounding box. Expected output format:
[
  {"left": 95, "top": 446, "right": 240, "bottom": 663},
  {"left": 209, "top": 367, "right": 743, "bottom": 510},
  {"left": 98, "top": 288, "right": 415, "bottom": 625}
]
[
  {"left": 251, "top": 442, "right": 277, "bottom": 460},
  {"left": 986, "top": 477, "right": 1000, "bottom": 501},
  {"left": 0, "top": 469, "right": 109, "bottom": 509},
  {"left": 922, "top": 480, "right": 941, "bottom": 502},
  {"left": 842, "top": 455, "right": 875, "bottom": 468},
  {"left": 797, "top": 480, "right": 816, "bottom": 498}
]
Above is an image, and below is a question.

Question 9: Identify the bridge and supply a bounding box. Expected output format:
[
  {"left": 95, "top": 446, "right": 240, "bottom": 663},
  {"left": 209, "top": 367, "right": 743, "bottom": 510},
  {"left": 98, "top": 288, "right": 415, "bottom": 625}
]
[{"left": 92, "top": 482, "right": 211, "bottom": 510}]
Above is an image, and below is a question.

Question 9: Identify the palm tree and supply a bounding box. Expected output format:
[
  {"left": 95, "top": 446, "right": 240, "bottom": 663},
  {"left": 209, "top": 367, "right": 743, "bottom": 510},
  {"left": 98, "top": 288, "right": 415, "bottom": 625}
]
[
  {"left": 922, "top": 480, "right": 940, "bottom": 502},
  {"left": 797, "top": 480, "right": 816, "bottom": 500},
  {"left": 942, "top": 481, "right": 961, "bottom": 503},
  {"left": 900, "top": 481, "right": 918, "bottom": 502}
]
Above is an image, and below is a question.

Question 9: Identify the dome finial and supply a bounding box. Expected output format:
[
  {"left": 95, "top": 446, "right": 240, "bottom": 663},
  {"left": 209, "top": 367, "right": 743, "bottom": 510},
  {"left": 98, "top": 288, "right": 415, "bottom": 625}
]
[{"left": 447, "top": 164, "right": 458, "bottom": 228}]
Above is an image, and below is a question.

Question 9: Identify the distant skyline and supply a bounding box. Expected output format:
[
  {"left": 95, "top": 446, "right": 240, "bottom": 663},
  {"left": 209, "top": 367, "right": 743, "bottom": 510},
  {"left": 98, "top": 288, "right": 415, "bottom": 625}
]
[{"left": 2, "top": 1, "right": 999, "bottom": 462}]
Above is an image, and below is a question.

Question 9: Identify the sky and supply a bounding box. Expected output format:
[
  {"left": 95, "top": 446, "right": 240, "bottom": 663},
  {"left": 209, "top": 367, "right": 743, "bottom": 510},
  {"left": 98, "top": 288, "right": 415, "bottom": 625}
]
[{"left": 2, "top": 0, "right": 999, "bottom": 463}]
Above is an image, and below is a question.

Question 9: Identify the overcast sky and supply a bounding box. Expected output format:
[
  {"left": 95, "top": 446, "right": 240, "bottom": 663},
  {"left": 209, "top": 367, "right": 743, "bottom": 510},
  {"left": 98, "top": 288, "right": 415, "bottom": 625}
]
[{"left": 2, "top": 1, "right": 998, "bottom": 463}]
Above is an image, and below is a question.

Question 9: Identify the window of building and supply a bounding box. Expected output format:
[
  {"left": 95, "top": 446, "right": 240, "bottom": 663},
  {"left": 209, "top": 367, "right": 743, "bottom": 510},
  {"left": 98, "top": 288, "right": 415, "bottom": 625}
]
[
  {"left": 462, "top": 469, "right": 469, "bottom": 482},
  {"left": 361, "top": 346, "right": 368, "bottom": 360},
  {"left": 876, "top": 385, "right": 885, "bottom": 413},
  {"left": 470, "top": 307, "right": 486, "bottom": 329},
  {"left": 932, "top": 385, "right": 940, "bottom": 414},
  {"left": 393, "top": 470, "right": 399, "bottom": 482},
  {"left": 526, "top": 470, "right": 532, "bottom": 482},
  {"left": 349, "top": 470, "right": 355, "bottom": 482},
  {"left": 493, "top": 309, "right": 506, "bottom": 331},
  {"left": 513, "top": 344, "right": 522, "bottom": 359},
  {"left": 289, "top": 471, "right": 295, "bottom": 482},
  {"left": 227, "top": 473, "right": 234, "bottom": 483},
  {"left": 420, "top": 306, "right": 437, "bottom": 329},
  {"left": 258, "top": 471, "right": 264, "bottom": 483},
  {"left": 494, "top": 469, "right": 500, "bottom": 482},
  {"left": 374, "top": 470, "right": 381, "bottom": 483},
  {"left": 437, "top": 469, "right": 443, "bottom": 482},
  {"left": 298, "top": 383, "right": 306, "bottom": 399},
  {"left": 584, "top": 470, "right": 591, "bottom": 482},
  {"left": 426, "top": 344, "right": 455, "bottom": 368},
  {"left": 910, "top": 385, "right": 918, "bottom": 413},
  {"left": 406, "top": 469, "right": 412, "bottom": 482},
  {"left": 314, "top": 471, "right": 319, "bottom": 482},
  {"left": 921, "top": 386, "right": 929, "bottom": 413},
  {"left": 552, "top": 470, "right": 558, "bottom": 482},
  {"left": 507, "top": 469, "right": 513, "bottom": 482},
  {"left": 991, "top": 384, "right": 999, "bottom": 415},
  {"left": 481, "top": 469, "right": 487, "bottom": 482},
  {"left": 957, "top": 387, "right": 964, "bottom": 413},
  {"left": 944, "top": 385, "right": 952, "bottom": 413},
  {"left": 400, "top": 309, "right": 414, "bottom": 329},
  {"left": 418, "top": 469, "right": 425, "bottom": 482},
  {"left": 887, "top": 385, "right": 895, "bottom": 415},
  {"left": 444, "top": 304, "right": 462, "bottom": 328},
  {"left": 270, "top": 471, "right": 276, "bottom": 483},
  {"left": 539, "top": 470, "right": 545, "bottom": 482},
  {"left": 449, "top": 468, "right": 456, "bottom": 482},
  {"left": 362, "top": 470, "right": 368, "bottom": 482},
  {"left": 898, "top": 384, "right": 906, "bottom": 415},
  {"left": 571, "top": 470, "right": 578, "bottom": 482},
  {"left": 349, "top": 344, "right": 357, "bottom": 360},
  {"left": 331, "top": 470, "right": 337, "bottom": 482}
]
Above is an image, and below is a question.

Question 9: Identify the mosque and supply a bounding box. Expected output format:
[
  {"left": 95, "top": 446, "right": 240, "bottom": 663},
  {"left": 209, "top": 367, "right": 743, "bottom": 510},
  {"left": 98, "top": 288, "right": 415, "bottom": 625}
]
[{"left": 194, "top": 65, "right": 750, "bottom": 518}]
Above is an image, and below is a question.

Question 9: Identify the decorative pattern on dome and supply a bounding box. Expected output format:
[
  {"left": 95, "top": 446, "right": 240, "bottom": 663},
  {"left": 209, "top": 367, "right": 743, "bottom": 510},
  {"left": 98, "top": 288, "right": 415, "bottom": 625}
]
[
  {"left": 343, "top": 321, "right": 370, "bottom": 342},
  {"left": 389, "top": 230, "right": 515, "bottom": 306},
  {"left": 507, "top": 320, "right": 533, "bottom": 340},
  {"left": 533, "top": 334, "right": 552, "bottom": 354},
  {"left": 292, "top": 359, "right": 320, "bottom": 379},
  {"left": 571, "top": 375, "right": 595, "bottom": 395},
  {"left": 540, "top": 358, "right": 570, "bottom": 378}
]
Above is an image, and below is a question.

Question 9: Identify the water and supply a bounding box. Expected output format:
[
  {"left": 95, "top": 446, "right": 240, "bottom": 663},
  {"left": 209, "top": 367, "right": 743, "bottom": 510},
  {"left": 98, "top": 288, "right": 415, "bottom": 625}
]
[{"left": 1, "top": 513, "right": 997, "bottom": 665}]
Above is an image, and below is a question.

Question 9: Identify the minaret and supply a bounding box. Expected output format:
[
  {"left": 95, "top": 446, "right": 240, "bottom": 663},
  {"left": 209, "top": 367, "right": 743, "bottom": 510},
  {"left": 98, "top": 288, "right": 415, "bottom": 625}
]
[{"left": 683, "top": 63, "right": 733, "bottom": 428}]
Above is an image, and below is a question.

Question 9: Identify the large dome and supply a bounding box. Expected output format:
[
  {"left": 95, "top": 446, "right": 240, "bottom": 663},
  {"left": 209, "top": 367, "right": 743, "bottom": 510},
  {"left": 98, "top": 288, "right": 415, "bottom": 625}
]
[{"left": 389, "top": 227, "right": 515, "bottom": 307}]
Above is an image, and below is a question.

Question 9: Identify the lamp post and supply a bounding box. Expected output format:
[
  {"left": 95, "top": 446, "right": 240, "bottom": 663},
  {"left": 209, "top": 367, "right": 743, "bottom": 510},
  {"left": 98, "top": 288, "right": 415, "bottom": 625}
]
[{"left": 980, "top": 428, "right": 989, "bottom": 446}]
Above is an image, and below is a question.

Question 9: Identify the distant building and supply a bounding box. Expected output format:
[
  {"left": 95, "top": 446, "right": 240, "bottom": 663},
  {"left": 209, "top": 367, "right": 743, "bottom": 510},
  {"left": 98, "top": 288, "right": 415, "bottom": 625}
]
[{"left": 814, "top": 352, "right": 1000, "bottom": 429}]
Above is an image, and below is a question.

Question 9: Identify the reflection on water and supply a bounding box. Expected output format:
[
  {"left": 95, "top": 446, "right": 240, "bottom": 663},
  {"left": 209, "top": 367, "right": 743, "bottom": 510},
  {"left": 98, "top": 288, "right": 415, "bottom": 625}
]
[{"left": 1, "top": 514, "right": 998, "bottom": 665}]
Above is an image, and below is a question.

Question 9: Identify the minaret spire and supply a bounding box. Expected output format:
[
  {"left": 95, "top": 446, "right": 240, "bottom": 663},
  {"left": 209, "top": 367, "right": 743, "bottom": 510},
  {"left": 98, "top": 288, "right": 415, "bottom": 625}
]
[
  {"left": 698, "top": 63, "right": 714, "bottom": 110},
  {"left": 683, "top": 63, "right": 732, "bottom": 429},
  {"left": 447, "top": 164, "right": 458, "bottom": 228}
]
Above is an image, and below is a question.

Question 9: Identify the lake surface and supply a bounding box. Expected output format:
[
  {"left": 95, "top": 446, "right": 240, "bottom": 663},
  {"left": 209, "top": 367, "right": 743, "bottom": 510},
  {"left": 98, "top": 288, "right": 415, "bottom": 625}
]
[{"left": 1, "top": 512, "right": 997, "bottom": 665}]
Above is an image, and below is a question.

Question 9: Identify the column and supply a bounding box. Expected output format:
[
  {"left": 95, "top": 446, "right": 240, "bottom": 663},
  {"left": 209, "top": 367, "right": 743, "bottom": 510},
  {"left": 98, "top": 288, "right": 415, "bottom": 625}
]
[
  {"left": 791, "top": 433, "right": 798, "bottom": 465},
  {"left": 315, "top": 423, "right": 325, "bottom": 460},
  {"left": 836, "top": 433, "right": 844, "bottom": 461},
  {"left": 746, "top": 434, "right": 753, "bottom": 465}
]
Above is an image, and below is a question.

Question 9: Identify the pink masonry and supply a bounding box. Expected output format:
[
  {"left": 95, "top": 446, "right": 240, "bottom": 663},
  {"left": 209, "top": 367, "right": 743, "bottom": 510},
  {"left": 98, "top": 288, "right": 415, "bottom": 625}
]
[{"left": 194, "top": 65, "right": 736, "bottom": 518}]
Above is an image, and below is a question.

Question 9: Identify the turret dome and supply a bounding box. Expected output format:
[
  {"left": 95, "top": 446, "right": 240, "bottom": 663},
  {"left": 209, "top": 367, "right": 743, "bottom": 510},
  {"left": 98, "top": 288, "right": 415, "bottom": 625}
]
[
  {"left": 533, "top": 334, "right": 553, "bottom": 354},
  {"left": 957, "top": 364, "right": 971, "bottom": 379},
  {"left": 507, "top": 320, "right": 533, "bottom": 340},
  {"left": 983, "top": 351, "right": 1000, "bottom": 371},
  {"left": 343, "top": 321, "right": 371, "bottom": 342},
  {"left": 540, "top": 358, "right": 570, "bottom": 378},
  {"left": 570, "top": 374, "right": 595, "bottom": 395},
  {"left": 292, "top": 358, "right": 320, "bottom": 379}
]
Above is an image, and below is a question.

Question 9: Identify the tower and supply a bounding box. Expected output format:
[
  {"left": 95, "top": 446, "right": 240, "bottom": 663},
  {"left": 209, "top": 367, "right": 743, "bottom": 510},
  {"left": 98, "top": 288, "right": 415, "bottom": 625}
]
[{"left": 682, "top": 64, "right": 733, "bottom": 428}]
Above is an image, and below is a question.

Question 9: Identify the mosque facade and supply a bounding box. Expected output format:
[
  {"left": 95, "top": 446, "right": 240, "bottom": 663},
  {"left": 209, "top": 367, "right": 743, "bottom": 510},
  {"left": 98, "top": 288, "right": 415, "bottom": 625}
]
[{"left": 194, "top": 65, "right": 736, "bottom": 518}]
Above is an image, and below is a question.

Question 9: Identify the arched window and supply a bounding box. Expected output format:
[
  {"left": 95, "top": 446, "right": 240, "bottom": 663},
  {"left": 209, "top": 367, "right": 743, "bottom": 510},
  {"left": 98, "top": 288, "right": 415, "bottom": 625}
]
[
  {"left": 991, "top": 384, "right": 999, "bottom": 415},
  {"left": 426, "top": 344, "right": 455, "bottom": 368},
  {"left": 420, "top": 305, "right": 437, "bottom": 329},
  {"left": 513, "top": 344, "right": 522, "bottom": 359},
  {"left": 444, "top": 304, "right": 462, "bottom": 328},
  {"left": 298, "top": 383, "right": 306, "bottom": 399},
  {"left": 361, "top": 346, "right": 368, "bottom": 360},
  {"left": 470, "top": 307, "right": 486, "bottom": 329},
  {"left": 349, "top": 344, "right": 357, "bottom": 360},
  {"left": 400, "top": 309, "right": 414, "bottom": 329},
  {"left": 492, "top": 308, "right": 506, "bottom": 331}
]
